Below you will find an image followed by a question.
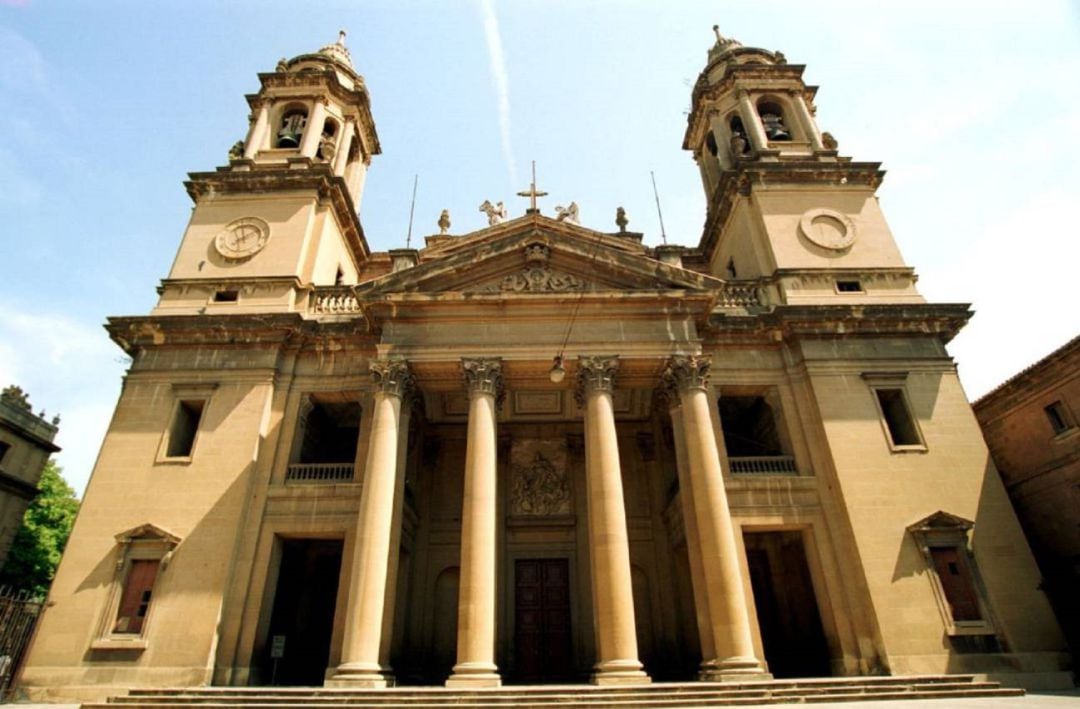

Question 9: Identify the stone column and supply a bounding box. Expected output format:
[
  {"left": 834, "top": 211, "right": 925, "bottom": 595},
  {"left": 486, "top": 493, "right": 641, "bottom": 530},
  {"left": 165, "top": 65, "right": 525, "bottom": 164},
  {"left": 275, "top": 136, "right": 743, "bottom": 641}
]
[
  {"left": 243, "top": 102, "right": 270, "bottom": 158},
  {"left": 446, "top": 358, "right": 503, "bottom": 687},
  {"left": 663, "top": 355, "right": 768, "bottom": 681},
  {"left": 666, "top": 397, "right": 717, "bottom": 670},
  {"left": 791, "top": 92, "right": 825, "bottom": 151},
  {"left": 299, "top": 100, "right": 328, "bottom": 158},
  {"left": 378, "top": 396, "right": 413, "bottom": 672},
  {"left": 736, "top": 90, "right": 770, "bottom": 152},
  {"left": 577, "top": 356, "right": 650, "bottom": 685},
  {"left": 334, "top": 119, "right": 356, "bottom": 176},
  {"left": 331, "top": 359, "right": 413, "bottom": 687}
]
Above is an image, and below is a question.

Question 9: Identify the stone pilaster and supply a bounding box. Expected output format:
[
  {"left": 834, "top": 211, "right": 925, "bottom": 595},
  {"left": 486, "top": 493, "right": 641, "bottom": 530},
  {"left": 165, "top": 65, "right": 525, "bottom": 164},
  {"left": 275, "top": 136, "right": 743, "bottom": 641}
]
[
  {"left": 577, "top": 356, "right": 650, "bottom": 685},
  {"left": 330, "top": 359, "right": 414, "bottom": 687},
  {"left": 446, "top": 358, "right": 503, "bottom": 687},
  {"left": 662, "top": 355, "right": 769, "bottom": 681}
]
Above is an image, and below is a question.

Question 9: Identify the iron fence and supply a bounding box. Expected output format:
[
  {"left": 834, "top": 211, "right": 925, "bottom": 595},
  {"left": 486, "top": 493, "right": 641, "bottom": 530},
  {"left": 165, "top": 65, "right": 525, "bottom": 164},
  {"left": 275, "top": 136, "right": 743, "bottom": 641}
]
[{"left": 0, "top": 585, "right": 44, "bottom": 699}]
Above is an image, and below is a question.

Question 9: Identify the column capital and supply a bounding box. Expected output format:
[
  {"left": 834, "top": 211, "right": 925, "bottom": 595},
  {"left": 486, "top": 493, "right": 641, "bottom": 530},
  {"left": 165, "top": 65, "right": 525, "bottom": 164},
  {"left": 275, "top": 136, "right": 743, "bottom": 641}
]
[
  {"left": 462, "top": 358, "right": 504, "bottom": 405},
  {"left": 369, "top": 359, "right": 414, "bottom": 399},
  {"left": 662, "top": 355, "right": 713, "bottom": 395},
  {"left": 575, "top": 355, "right": 619, "bottom": 407}
]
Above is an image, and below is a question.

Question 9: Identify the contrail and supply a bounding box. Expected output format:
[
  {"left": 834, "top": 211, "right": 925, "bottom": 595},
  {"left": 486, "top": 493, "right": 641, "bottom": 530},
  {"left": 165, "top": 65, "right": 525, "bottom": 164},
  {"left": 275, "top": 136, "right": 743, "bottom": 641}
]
[{"left": 479, "top": 0, "right": 518, "bottom": 187}]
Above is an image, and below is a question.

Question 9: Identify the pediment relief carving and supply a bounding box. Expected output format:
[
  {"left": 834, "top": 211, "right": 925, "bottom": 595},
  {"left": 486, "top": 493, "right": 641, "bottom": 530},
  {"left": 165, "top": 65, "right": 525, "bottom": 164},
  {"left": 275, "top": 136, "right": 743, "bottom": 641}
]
[
  {"left": 355, "top": 230, "right": 725, "bottom": 298},
  {"left": 473, "top": 265, "right": 586, "bottom": 293}
]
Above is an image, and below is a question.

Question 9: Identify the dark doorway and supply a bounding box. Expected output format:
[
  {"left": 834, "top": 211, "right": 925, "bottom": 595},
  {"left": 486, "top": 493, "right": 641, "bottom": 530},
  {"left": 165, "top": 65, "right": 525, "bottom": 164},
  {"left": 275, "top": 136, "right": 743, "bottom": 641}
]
[
  {"left": 263, "top": 539, "right": 343, "bottom": 686},
  {"left": 744, "top": 531, "right": 831, "bottom": 678},
  {"left": 513, "top": 558, "right": 573, "bottom": 683}
]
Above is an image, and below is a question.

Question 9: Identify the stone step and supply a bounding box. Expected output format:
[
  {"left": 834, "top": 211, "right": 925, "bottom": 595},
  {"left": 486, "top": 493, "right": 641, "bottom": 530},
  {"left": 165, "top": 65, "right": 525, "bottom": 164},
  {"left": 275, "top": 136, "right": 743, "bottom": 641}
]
[
  {"left": 87, "top": 688, "right": 1028, "bottom": 709},
  {"left": 105, "top": 682, "right": 1004, "bottom": 705},
  {"left": 85, "top": 677, "right": 1025, "bottom": 709},
  {"left": 119, "top": 673, "right": 984, "bottom": 698}
]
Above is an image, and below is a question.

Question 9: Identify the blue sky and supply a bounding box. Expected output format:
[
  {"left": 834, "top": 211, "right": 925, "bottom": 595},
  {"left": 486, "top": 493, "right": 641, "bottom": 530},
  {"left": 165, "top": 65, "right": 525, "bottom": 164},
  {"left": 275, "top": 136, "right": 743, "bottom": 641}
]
[{"left": 2, "top": 1, "right": 1079, "bottom": 494}]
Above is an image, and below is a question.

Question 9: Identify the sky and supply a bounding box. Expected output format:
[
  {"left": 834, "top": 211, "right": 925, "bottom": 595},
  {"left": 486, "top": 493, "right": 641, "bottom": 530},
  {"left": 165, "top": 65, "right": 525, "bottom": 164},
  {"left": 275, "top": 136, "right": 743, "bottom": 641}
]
[{"left": 1, "top": 1, "right": 1078, "bottom": 496}]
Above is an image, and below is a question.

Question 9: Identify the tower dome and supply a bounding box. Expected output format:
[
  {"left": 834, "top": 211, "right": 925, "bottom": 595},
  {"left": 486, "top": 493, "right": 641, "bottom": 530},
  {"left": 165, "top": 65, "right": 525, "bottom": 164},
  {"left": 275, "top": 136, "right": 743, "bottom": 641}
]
[{"left": 317, "top": 30, "right": 354, "bottom": 70}]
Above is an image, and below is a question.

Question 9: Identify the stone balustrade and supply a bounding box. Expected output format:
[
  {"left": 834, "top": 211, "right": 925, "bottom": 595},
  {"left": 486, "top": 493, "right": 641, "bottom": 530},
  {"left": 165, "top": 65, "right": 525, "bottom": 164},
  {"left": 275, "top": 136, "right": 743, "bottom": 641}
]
[
  {"left": 313, "top": 287, "right": 361, "bottom": 314},
  {"left": 285, "top": 462, "right": 356, "bottom": 482},
  {"left": 728, "top": 455, "right": 798, "bottom": 475}
]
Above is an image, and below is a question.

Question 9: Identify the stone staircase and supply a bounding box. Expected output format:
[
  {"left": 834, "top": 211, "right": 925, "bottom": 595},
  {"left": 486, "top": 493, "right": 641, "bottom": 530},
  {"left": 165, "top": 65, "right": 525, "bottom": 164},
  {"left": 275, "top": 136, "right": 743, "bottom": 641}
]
[{"left": 84, "top": 675, "right": 1025, "bottom": 708}]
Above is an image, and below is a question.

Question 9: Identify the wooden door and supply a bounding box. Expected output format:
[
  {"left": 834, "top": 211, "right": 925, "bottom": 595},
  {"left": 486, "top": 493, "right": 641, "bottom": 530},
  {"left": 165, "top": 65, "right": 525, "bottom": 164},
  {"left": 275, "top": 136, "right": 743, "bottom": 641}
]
[
  {"left": 930, "top": 547, "right": 982, "bottom": 621},
  {"left": 514, "top": 558, "right": 572, "bottom": 682}
]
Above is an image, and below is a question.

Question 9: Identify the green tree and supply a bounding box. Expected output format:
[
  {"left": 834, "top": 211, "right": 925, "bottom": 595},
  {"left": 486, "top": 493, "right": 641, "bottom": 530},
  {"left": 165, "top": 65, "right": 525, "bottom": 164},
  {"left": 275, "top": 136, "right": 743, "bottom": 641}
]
[{"left": 0, "top": 460, "right": 80, "bottom": 597}]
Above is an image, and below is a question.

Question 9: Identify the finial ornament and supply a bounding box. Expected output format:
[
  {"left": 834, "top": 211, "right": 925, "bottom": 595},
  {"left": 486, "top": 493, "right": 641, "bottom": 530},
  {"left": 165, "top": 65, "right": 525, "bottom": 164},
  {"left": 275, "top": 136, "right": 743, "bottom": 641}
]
[
  {"left": 438, "top": 209, "right": 451, "bottom": 234},
  {"left": 338, "top": 29, "right": 347, "bottom": 46},
  {"left": 615, "top": 206, "right": 628, "bottom": 232},
  {"left": 709, "top": 24, "right": 743, "bottom": 56}
]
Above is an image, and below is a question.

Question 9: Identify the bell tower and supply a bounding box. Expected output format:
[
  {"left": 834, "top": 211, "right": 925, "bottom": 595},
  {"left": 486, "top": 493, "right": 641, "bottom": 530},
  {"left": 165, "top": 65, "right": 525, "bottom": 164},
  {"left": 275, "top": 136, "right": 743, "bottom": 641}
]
[
  {"left": 684, "top": 27, "right": 922, "bottom": 305},
  {"left": 154, "top": 33, "right": 381, "bottom": 316}
]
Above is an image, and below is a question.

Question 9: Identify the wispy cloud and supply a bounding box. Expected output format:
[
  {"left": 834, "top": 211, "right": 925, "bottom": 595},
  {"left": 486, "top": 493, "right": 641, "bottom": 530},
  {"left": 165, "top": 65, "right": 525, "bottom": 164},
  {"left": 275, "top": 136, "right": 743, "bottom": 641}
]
[
  {"left": 0, "top": 305, "right": 125, "bottom": 496},
  {"left": 478, "top": 0, "right": 517, "bottom": 187}
]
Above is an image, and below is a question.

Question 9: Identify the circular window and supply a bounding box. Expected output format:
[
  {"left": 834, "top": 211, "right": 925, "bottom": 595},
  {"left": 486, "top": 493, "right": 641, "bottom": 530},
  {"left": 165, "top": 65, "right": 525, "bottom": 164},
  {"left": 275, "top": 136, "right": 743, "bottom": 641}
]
[
  {"left": 214, "top": 217, "right": 270, "bottom": 261},
  {"left": 798, "top": 208, "right": 856, "bottom": 251}
]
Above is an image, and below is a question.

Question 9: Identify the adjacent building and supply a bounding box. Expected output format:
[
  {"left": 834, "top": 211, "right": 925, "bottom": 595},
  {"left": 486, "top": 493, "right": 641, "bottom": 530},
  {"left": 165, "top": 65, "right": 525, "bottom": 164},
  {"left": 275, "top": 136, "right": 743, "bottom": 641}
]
[
  {"left": 18, "top": 30, "right": 1071, "bottom": 703},
  {"left": 0, "top": 386, "right": 60, "bottom": 569},
  {"left": 974, "top": 336, "right": 1080, "bottom": 662}
]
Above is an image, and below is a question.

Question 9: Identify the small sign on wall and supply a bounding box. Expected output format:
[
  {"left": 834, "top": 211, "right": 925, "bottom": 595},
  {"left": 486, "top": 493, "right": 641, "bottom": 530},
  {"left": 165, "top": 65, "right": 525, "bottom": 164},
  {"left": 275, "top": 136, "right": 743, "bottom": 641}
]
[{"left": 270, "top": 635, "right": 286, "bottom": 659}]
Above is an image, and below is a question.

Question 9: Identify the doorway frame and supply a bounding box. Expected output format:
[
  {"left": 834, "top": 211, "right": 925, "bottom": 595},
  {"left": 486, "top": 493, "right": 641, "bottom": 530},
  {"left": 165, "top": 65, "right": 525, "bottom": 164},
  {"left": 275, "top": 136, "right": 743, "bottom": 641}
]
[
  {"left": 737, "top": 521, "right": 847, "bottom": 676},
  {"left": 503, "top": 545, "right": 584, "bottom": 683}
]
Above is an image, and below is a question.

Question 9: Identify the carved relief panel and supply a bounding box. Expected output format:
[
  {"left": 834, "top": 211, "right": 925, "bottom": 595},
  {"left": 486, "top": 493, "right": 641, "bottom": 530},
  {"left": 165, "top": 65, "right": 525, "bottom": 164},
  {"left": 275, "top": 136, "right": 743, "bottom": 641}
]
[{"left": 509, "top": 438, "right": 572, "bottom": 517}]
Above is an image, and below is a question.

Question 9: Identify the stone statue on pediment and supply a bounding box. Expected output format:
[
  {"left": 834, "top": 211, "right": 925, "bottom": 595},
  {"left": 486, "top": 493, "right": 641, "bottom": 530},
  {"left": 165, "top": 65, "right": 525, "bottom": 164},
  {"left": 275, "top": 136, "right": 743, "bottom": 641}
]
[
  {"left": 479, "top": 199, "right": 506, "bottom": 226},
  {"left": 555, "top": 201, "right": 580, "bottom": 224}
]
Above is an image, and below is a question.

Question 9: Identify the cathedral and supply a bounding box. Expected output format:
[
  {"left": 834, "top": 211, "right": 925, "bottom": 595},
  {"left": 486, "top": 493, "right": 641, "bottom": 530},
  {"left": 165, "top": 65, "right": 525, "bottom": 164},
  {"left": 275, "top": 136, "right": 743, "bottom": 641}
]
[{"left": 18, "top": 29, "right": 1071, "bottom": 703}]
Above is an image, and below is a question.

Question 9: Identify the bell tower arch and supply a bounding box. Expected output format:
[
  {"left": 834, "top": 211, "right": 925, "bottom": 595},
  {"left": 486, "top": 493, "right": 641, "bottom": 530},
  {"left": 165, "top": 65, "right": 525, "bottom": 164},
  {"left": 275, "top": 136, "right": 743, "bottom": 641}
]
[
  {"left": 685, "top": 27, "right": 922, "bottom": 306},
  {"left": 154, "top": 33, "right": 381, "bottom": 316}
]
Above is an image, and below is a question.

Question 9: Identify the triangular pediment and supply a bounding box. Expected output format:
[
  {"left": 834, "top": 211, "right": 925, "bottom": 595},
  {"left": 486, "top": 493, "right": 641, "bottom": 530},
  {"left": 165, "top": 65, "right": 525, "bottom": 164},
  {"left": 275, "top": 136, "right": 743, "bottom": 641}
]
[
  {"left": 357, "top": 215, "right": 724, "bottom": 297},
  {"left": 907, "top": 510, "right": 974, "bottom": 534},
  {"left": 114, "top": 523, "right": 182, "bottom": 546}
]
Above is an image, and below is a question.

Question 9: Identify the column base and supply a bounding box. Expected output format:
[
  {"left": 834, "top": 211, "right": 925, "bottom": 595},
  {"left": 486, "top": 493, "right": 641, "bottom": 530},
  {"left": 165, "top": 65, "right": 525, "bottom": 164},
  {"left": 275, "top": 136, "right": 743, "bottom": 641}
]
[
  {"left": 698, "top": 656, "right": 771, "bottom": 683},
  {"left": 446, "top": 661, "right": 501, "bottom": 688},
  {"left": 591, "top": 659, "right": 651, "bottom": 685},
  {"left": 326, "top": 661, "right": 391, "bottom": 688}
]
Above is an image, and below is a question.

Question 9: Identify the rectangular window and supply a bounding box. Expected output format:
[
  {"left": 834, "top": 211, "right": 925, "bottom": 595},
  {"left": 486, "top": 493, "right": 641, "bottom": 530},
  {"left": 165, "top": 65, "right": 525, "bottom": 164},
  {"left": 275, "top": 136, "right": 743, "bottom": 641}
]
[
  {"left": 212, "top": 289, "right": 239, "bottom": 303},
  {"left": 929, "top": 547, "right": 982, "bottom": 622},
  {"left": 875, "top": 388, "right": 922, "bottom": 447},
  {"left": 1044, "top": 401, "right": 1072, "bottom": 435},
  {"left": 113, "top": 559, "right": 160, "bottom": 634},
  {"left": 0, "top": 440, "right": 10, "bottom": 465},
  {"left": 836, "top": 279, "right": 863, "bottom": 293},
  {"left": 165, "top": 399, "right": 205, "bottom": 458}
]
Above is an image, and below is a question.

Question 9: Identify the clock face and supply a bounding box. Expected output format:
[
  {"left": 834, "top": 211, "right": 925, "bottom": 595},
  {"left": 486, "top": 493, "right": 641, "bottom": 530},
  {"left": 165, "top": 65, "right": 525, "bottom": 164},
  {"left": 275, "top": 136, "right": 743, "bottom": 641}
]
[
  {"left": 799, "top": 208, "right": 856, "bottom": 251},
  {"left": 214, "top": 217, "right": 270, "bottom": 260}
]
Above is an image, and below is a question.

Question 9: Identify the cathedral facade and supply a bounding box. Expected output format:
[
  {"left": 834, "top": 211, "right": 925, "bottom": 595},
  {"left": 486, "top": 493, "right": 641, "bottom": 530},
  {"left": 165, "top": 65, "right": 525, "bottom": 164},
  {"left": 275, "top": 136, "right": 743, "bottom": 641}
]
[{"left": 18, "top": 31, "right": 1070, "bottom": 703}]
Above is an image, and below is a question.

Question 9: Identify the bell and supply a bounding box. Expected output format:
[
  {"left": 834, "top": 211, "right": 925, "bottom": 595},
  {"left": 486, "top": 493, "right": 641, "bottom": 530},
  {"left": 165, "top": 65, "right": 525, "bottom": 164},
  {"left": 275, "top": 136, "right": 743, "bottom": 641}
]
[
  {"left": 761, "top": 114, "right": 790, "bottom": 141},
  {"left": 276, "top": 129, "right": 300, "bottom": 149}
]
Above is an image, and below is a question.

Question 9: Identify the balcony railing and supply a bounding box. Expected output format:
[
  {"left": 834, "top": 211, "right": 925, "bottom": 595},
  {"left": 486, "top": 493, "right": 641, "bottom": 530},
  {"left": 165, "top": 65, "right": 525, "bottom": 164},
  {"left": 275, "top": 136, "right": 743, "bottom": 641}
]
[
  {"left": 728, "top": 455, "right": 798, "bottom": 475},
  {"left": 285, "top": 462, "right": 355, "bottom": 483}
]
